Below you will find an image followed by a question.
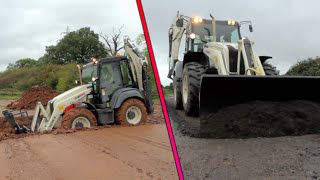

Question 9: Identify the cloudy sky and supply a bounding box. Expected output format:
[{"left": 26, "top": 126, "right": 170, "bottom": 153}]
[
  {"left": 142, "top": 0, "right": 320, "bottom": 85},
  {"left": 0, "top": 0, "right": 143, "bottom": 71}
]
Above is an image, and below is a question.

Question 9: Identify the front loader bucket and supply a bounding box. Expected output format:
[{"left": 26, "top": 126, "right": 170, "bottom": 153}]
[{"left": 199, "top": 75, "right": 320, "bottom": 138}]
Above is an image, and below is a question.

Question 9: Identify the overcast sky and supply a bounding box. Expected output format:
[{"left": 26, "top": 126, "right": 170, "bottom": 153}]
[
  {"left": 142, "top": 0, "right": 320, "bottom": 85},
  {"left": 0, "top": 0, "right": 143, "bottom": 71}
]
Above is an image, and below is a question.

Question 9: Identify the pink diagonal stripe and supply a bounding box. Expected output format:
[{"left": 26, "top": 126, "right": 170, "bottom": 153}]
[{"left": 135, "top": 1, "right": 184, "bottom": 179}]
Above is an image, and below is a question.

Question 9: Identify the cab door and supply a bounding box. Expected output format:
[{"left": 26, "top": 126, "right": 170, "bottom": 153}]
[{"left": 99, "top": 61, "right": 123, "bottom": 104}]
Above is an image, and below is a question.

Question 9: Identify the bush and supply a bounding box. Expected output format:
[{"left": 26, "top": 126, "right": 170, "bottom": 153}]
[
  {"left": 0, "top": 63, "right": 79, "bottom": 92},
  {"left": 286, "top": 57, "right": 320, "bottom": 76}
]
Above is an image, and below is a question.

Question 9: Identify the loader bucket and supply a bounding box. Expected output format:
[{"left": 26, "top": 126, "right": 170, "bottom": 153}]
[{"left": 199, "top": 75, "right": 320, "bottom": 138}]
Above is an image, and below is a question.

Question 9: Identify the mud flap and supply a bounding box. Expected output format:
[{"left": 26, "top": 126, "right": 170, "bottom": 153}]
[
  {"left": 2, "top": 110, "right": 30, "bottom": 134},
  {"left": 199, "top": 75, "right": 320, "bottom": 136}
]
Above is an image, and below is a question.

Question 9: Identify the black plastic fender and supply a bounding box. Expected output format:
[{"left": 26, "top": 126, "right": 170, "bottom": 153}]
[
  {"left": 174, "top": 61, "right": 183, "bottom": 79},
  {"left": 110, "top": 88, "right": 144, "bottom": 109}
]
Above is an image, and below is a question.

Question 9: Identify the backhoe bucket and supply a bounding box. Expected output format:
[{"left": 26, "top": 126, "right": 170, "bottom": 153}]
[
  {"left": 2, "top": 110, "right": 30, "bottom": 134},
  {"left": 199, "top": 75, "right": 320, "bottom": 137}
]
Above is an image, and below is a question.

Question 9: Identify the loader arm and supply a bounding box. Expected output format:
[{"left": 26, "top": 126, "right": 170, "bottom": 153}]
[{"left": 33, "top": 84, "right": 93, "bottom": 132}]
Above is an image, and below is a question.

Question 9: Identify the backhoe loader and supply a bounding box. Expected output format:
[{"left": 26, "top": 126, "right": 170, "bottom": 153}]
[
  {"left": 167, "top": 12, "right": 320, "bottom": 121},
  {"left": 2, "top": 36, "right": 154, "bottom": 133}
]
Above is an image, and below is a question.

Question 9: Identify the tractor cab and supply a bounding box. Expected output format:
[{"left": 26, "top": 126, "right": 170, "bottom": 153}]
[
  {"left": 81, "top": 56, "right": 136, "bottom": 107},
  {"left": 79, "top": 55, "right": 153, "bottom": 126},
  {"left": 186, "top": 17, "right": 242, "bottom": 52}
]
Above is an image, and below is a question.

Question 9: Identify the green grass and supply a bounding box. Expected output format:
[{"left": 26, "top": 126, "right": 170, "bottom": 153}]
[
  {"left": 0, "top": 94, "right": 21, "bottom": 100},
  {"left": 0, "top": 89, "right": 22, "bottom": 100},
  {"left": 163, "top": 88, "right": 173, "bottom": 98},
  {"left": 152, "top": 98, "right": 160, "bottom": 104}
]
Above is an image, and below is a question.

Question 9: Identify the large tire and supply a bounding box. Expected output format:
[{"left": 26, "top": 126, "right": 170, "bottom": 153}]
[
  {"left": 115, "top": 98, "right": 147, "bottom": 126},
  {"left": 62, "top": 108, "right": 97, "bottom": 129},
  {"left": 263, "top": 62, "right": 279, "bottom": 75},
  {"left": 182, "top": 62, "right": 205, "bottom": 116},
  {"left": 173, "top": 75, "right": 183, "bottom": 109}
]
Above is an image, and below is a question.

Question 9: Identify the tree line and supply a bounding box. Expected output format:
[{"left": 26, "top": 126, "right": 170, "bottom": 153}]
[
  {"left": 7, "top": 27, "right": 132, "bottom": 69},
  {"left": 1, "top": 27, "right": 158, "bottom": 97}
]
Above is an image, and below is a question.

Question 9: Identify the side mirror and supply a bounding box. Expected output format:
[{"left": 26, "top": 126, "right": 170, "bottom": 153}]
[
  {"left": 249, "top": 25, "right": 253, "bottom": 32},
  {"left": 176, "top": 19, "right": 184, "bottom": 27}
]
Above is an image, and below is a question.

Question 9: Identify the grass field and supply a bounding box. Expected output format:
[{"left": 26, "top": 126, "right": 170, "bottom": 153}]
[{"left": 0, "top": 89, "right": 22, "bottom": 100}]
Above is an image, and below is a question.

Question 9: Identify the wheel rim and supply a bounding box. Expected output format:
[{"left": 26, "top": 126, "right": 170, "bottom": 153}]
[
  {"left": 182, "top": 74, "right": 188, "bottom": 104},
  {"left": 126, "top": 106, "right": 142, "bottom": 125},
  {"left": 71, "top": 117, "right": 91, "bottom": 128}
]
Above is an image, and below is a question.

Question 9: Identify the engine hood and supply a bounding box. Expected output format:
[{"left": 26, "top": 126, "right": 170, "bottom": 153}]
[{"left": 205, "top": 42, "right": 238, "bottom": 49}]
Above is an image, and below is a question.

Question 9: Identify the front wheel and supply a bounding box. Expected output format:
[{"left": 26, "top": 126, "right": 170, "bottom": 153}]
[
  {"left": 115, "top": 98, "right": 147, "bottom": 125},
  {"left": 62, "top": 108, "right": 97, "bottom": 129},
  {"left": 182, "top": 62, "right": 205, "bottom": 116}
]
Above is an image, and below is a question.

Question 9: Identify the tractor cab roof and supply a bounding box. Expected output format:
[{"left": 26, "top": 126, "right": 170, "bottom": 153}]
[
  {"left": 191, "top": 19, "right": 240, "bottom": 26},
  {"left": 83, "top": 56, "right": 129, "bottom": 67},
  {"left": 99, "top": 56, "right": 129, "bottom": 63}
]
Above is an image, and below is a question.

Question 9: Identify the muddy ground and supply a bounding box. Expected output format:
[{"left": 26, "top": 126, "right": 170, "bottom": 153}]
[
  {"left": 166, "top": 97, "right": 320, "bottom": 180},
  {"left": 0, "top": 100, "right": 177, "bottom": 179},
  {"left": 0, "top": 99, "right": 165, "bottom": 141}
]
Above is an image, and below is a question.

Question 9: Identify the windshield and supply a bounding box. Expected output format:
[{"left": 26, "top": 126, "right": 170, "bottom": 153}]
[
  {"left": 81, "top": 64, "right": 97, "bottom": 84},
  {"left": 192, "top": 20, "right": 240, "bottom": 43}
]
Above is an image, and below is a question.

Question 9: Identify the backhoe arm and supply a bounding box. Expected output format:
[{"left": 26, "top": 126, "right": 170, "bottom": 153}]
[
  {"left": 167, "top": 12, "right": 188, "bottom": 79},
  {"left": 123, "top": 36, "right": 153, "bottom": 113}
]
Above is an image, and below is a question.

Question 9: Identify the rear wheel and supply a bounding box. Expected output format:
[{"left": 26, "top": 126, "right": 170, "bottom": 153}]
[
  {"left": 173, "top": 75, "right": 183, "bottom": 109},
  {"left": 115, "top": 98, "right": 147, "bottom": 125},
  {"left": 62, "top": 108, "right": 97, "bottom": 129},
  {"left": 182, "top": 62, "right": 205, "bottom": 116}
]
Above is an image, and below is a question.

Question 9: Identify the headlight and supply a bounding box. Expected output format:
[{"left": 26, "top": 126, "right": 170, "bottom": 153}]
[
  {"left": 227, "top": 20, "right": 236, "bottom": 26},
  {"left": 192, "top": 16, "right": 203, "bottom": 23},
  {"left": 189, "top": 33, "right": 196, "bottom": 39}
]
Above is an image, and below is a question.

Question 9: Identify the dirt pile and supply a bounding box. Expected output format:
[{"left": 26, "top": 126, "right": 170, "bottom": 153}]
[
  {"left": 6, "top": 85, "right": 59, "bottom": 110},
  {"left": 200, "top": 100, "right": 320, "bottom": 138}
]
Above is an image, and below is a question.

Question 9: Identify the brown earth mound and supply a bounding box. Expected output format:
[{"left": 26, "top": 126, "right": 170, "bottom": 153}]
[
  {"left": 6, "top": 85, "right": 59, "bottom": 110},
  {"left": 200, "top": 100, "right": 320, "bottom": 138}
]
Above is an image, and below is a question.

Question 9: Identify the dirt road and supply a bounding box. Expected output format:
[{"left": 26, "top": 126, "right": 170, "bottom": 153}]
[
  {"left": 0, "top": 99, "right": 178, "bottom": 180},
  {"left": 0, "top": 124, "right": 178, "bottom": 180},
  {"left": 166, "top": 97, "right": 320, "bottom": 180}
]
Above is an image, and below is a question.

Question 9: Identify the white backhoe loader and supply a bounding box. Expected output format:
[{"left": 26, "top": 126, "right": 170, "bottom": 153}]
[
  {"left": 167, "top": 12, "right": 320, "bottom": 120},
  {"left": 3, "top": 36, "right": 154, "bottom": 133}
]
